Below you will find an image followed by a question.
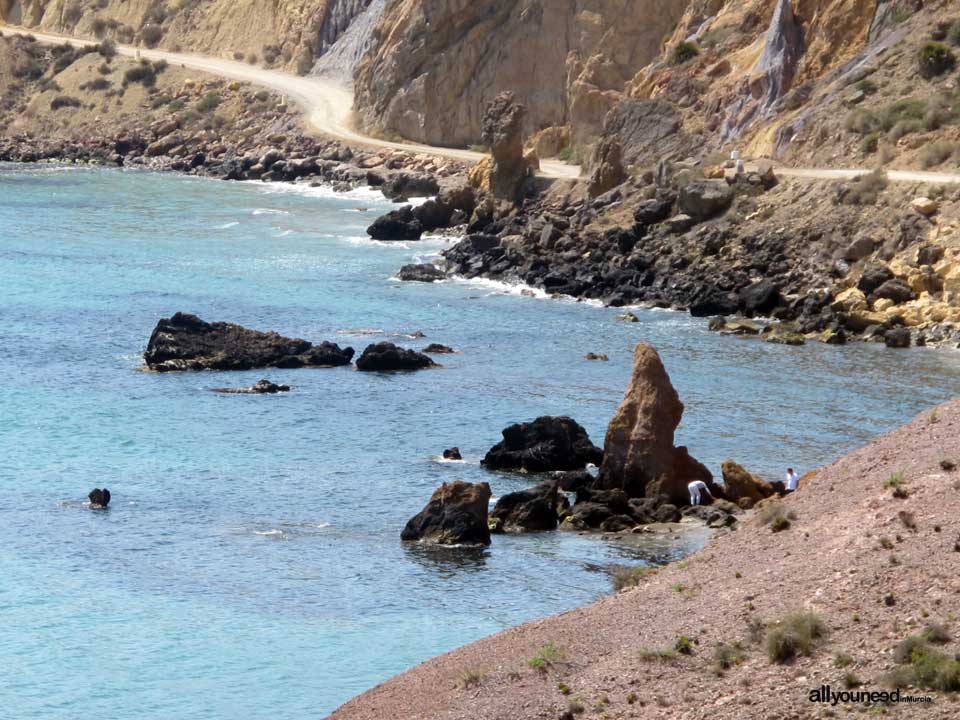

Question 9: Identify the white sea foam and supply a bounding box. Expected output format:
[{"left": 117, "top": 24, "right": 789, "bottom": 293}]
[
  {"left": 253, "top": 529, "right": 285, "bottom": 537},
  {"left": 430, "top": 455, "right": 468, "bottom": 464},
  {"left": 244, "top": 180, "right": 388, "bottom": 204},
  {"left": 252, "top": 208, "right": 289, "bottom": 216},
  {"left": 215, "top": 221, "right": 240, "bottom": 229},
  {"left": 274, "top": 229, "right": 295, "bottom": 237},
  {"left": 337, "top": 328, "right": 384, "bottom": 336}
]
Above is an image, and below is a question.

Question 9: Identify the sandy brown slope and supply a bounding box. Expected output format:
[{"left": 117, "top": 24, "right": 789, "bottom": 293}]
[{"left": 329, "top": 401, "right": 960, "bottom": 719}]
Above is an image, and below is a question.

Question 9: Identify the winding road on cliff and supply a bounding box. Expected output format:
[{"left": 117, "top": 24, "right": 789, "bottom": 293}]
[{"left": 6, "top": 24, "right": 960, "bottom": 186}]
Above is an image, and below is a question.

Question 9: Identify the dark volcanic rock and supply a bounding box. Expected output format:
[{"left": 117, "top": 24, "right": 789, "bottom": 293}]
[
  {"left": 442, "top": 447, "right": 463, "bottom": 460},
  {"left": 401, "top": 481, "right": 491, "bottom": 545},
  {"left": 381, "top": 172, "right": 440, "bottom": 202},
  {"left": 398, "top": 263, "right": 445, "bottom": 282},
  {"left": 144, "top": 313, "right": 354, "bottom": 372},
  {"left": 633, "top": 196, "right": 675, "bottom": 225},
  {"left": 738, "top": 280, "right": 782, "bottom": 316},
  {"left": 88, "top": 488, "right": 111, "bottom": 509},
  {"left": 355, "top": 342, "right": 437, "bottom": 371},
  {"left": 367, "top": 206, "right": 424, "bottom": 241},
  {"left": 423, "top": 343, "right": 456, "bottom": 354},
  {"left": 482, "top": 416, "right": 603, "bottom": 472},
  {"left": 490, "top": 481, "right": 563, "bottom": 533},
  {"left": 884, "top": 327, "right": 911, "bottom": 348},
  {"left": 873, "top": 279, "right": 916, "bottom": 304},
  {"left": 857, "top": 264, "right": 894, "bottom": 295},
  {"left": 211, "top": 379, "right": 291, "bottom": 395}
]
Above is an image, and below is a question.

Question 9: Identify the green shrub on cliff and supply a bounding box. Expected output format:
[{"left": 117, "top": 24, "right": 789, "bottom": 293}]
[
  {"left": 890, "top": 636, "right": 960, "bottom": 691},
  {"left": 672, "top": 41, "right": 699, "bottom": 65},
  {"left": 527, "top": 642, "right": 565, "bottom": 674},
  {"left": 919, "top": 43, "right": 956, "bottom": 79},
  {"left": 610, "top": 565, "right": 652, "bottom": 591},
  {"left": 124, "top": 61, "right": 156, "bottom": 88},
  {"left": 196, "top": 92, "right": 222, "bottom": 113},
  {"left": 50, "top": 95, "right": 81, "bottom": 111},
  {"left": 949, "top": 21, "right": 960, "bottom": 47}
]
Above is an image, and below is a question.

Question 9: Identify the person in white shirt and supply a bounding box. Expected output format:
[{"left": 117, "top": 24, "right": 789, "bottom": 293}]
[
  {"left": 688, "top": 480, "right": 712, "bottom": 506},
  {"left": 785, "top": 468, "right": 800, "bottom": 492}
]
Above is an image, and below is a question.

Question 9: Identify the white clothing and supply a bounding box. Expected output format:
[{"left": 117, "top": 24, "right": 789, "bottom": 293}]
[
  {"left": 688, "top": 480, "right": 711, "bottom": 506},
  {"left": 786, "top": 471, "right": 799, "bottom": 491}
]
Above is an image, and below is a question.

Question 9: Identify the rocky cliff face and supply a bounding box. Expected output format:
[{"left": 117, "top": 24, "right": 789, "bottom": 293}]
[
  {"left": 1, "top": 0, "right": 373, "bottom": 75},
  {"left": 353, "top": 0, "right": 688, "bottom": 147}
]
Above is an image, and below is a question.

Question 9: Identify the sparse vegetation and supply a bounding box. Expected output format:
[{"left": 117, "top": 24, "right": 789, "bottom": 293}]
[
  {"left": 527, "top": 642, "right": 565, "bottom": 674},
  {"left": 611, "top": 565, "right": 651, "bottom": 592},
  {"left": 922, "top": 623, "right": 951, "bottom": 645},
  {"left": 844, "top": 671, "right": 863, "bottom": 689},
  {"left": 898, "top": 510, "right": 916, "bottom": 530},
  {"left": 50, "top": 95, "right": 81, "bottom": 111},
  {"left": 861, "top": 132, "right": 880, "bottom": 154},
  {"left": 566, "top": 699, "right": 585, "bottom": 715},
  {"left": 196, "top": 92, "right": 222, "bottom": 113},
  {"left": 672, "top": 41, "right": 699, "bottom": 65},
  {"left": 890, "top": 636, "right": 960, "bottom": 691},
  {"left": 765, "top": 611, "right": 827, "bottom": 664},
  {"left": 141, "top": 24, "right": 164, "bottom": 49},
  {"left": 949, "top": 20, "right": 960, "bottom": 48},
  {"left": 458, "top": 667, "right": 482, "bottom": 689},
  {"left": 918, "top": 43, "right": 956, "bottom": 80},
  {"left": 714, "top": 643, "right": 745, "bottom": 674},
  {"left": 879, "top": 536, "right": 894, "bottom": 550},
  {"left": 834, "top": 652, "right": 854, "bottom": 668},
  {"left": 839, "top": 168, "right": 888, "bottom": 206},
  {"left": 124, "top": 61, "right": 157, "bottom": 88},
  {"left": 674, "top": 636, "right": 695, "bottom": 655},
  {"left": 758, "top": 502, "right": 797, "bottom": 532}
]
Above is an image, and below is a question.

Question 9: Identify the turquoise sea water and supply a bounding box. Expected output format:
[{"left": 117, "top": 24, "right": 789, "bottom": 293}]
[{"left": 4, "top": 164, "right": 960, "bottom": 718}]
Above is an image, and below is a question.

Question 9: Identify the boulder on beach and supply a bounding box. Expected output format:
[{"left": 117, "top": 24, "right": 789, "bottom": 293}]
[
  {"left": 482, "top": 416, "right": 603, "bottom": 472},
  {"left": 400, "top": 481, "right": 492, "bottom": 546},
  {"left": 143, "top": 313, "right": 355, "bottom": 372},
  {"left": 490, "top": 481, "right": 564, "bottom": 533},
  {"left": 595, "top": 343, "right": 716, "bottom": 506},
  {"left": 720, "top": 460, "right": 776, "bottom": 508},
  {"left": 366, "top": 206, "right": 424, "bottom": 241},
  {"left": 355, "top": 342, "right": 437, "bottom": 371},
  {"left": 211, "top": 379, "right": 291, "bottom": 395},
  {"left": 88, "top": 488, "right": 111, "bottom": 509}
]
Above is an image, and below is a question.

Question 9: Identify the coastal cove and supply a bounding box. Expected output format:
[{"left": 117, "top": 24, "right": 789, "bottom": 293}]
[{"left": 5, "top": 163, "right": 960, "bottom": 718}]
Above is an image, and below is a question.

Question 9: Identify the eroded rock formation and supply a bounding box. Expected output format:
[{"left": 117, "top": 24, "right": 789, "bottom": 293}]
[
  {"left": 489, "top": 481, "right": 566, "bottom": 533},
  {"left": 355, "top": 342, "right": 436, "bottom": 371},
  {"left": 596, "top": 344, "right": 714, "bottom": 506}
]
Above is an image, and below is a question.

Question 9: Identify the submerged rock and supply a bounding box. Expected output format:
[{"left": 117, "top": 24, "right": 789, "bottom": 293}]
[
  {"left": 401, "top": 481, "right": 491, "bottom": 546},
  {"left": 490, "top": 481, "right": 565, "bottom": 533},
  {"left": 88, "top": 488, "right": 111, "bottom": 509},
  {"left": 595, "top": 343, "right": 716, "bottom": 506},
  {"left": 442, "top": 447, "right": 463, "bottom": 460},
  {"left": 211, "top": 379, "right": 291, "bottom": 395},
  {"left": 422, "top": 343, "right": 456, "bottom": 354},
  {"left": 482, "top": 416, "right": 603, "bottom": 472},
  {"left": 144, "top": 313, "right": 355, "bottom": 372},
  {"left": 355, "top": 342, "right": 437, "bottom": 371}
]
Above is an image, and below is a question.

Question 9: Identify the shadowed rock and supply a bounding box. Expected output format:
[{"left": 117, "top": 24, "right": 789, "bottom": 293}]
[
  {"left": 423, "top": 343, "right": 456, "bottom": 354},
  {"left": 367, "top": 205, "right": 424, "bottom": 240},
  {"left": 482, "top": 416, "right": 603, "bottom": 472},
  {"left": 355, "top": 342, "right": 437, "bottom": 371},
  {"left": 490, "top": 481, "right": 565, "bottom": 533},
  {"left": 442, "top": 447, "right": 463, "bottom": 460},
  {"left": 401, "top": 481, "right": 491, "bottom": 546},
  {"left": 88, "top": 488, "right": 111, "bottom": 509},
  {"left": 596, "top": 343, "right": 716, "bottom": 506},
  {"left": 211, "top": 379, "right": 291, "bottom": 394},
  {"left": 144, "top": 313, "right": 354, "bottom": 372}
]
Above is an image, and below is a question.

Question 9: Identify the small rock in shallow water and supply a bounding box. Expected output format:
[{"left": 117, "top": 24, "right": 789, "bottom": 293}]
[
  {"left": 401, "top": 481, "right": 491, "bottom": 546},
  {"left": 356, "top": 342, "right": 437, "bottom": 371},
  {"left": 88, "top": 488, "right": 111, "bottom": 509},
  {"left": 211, "top": 379, "right": 291, "bottom": 394},
  {"left": 422, "top": 343, "right": 456, "bottom": 354},
  {"left": 442, "top": 447, "right": 463, "bottom": 460},
  {"left": 483, "top": 416, "right": 603, "bottom": 472},
  {"left": 615, "top": 312, "right": 639, "bottom": 323},
  {"left": 585, "top": 352, "right": 609, "bottom": 361},
  {"left": 397, "top": 263, "right": 445, "bottom": 282}
]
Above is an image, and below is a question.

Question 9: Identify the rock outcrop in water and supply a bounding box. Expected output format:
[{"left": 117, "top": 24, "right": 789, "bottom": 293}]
[
  {"left": 211, "top": 379, "right": 292, "bottom": 395},
  {"left": 367, "top": 206, "right": 424, "bottom": 241},
  {"left": 489, "top": 481, "right": 566, "bottom": 533},
  {"left": 355, "top": 342, "right": 437, "bottom": 371},
  {"left": 594, "top": 344, "right": 715, "bottom": 507},
  {"left": 400, "top": 481, "right": 492, "bottom": 546},
  {"left": 720, "top": 460, "right": 776, "bottom": 508},
  {"left": 144, "top": 313, "right": 355, "bottom": 372},
  {"left": 88, "top": 488, "right": 111, "bottom": 509},
  {"left": 482, "top": 416, "right": 603, "bottom": 472}
]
